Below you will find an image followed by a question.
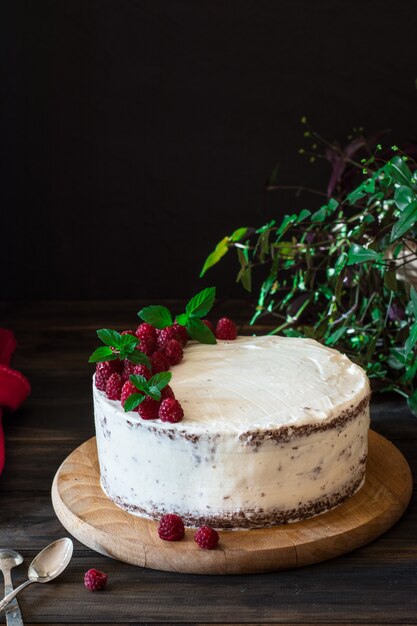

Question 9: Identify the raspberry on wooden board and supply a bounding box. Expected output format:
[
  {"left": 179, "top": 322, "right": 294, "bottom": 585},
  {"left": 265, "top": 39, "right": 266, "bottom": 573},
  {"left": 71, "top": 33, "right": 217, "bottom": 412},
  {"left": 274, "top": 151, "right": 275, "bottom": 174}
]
[{"left": 157, "top": 514, "right": 185, "bottom": 541}]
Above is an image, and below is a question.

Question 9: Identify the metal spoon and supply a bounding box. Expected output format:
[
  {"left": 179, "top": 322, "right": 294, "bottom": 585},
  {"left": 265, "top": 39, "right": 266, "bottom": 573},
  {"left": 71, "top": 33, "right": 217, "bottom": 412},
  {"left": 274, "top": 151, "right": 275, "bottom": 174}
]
[
  {"left": 0, "top": 538, "right": 73, "bottom": 614},
  {"left": 0, "top": 549, "right": 24, "bottom": 626}
]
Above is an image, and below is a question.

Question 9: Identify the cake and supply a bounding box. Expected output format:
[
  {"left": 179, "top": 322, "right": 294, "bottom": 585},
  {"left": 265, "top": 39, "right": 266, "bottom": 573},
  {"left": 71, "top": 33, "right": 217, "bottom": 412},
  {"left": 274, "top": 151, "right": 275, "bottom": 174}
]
[{"left": 93, "top": 335, "right": 371, "bottom": 529}]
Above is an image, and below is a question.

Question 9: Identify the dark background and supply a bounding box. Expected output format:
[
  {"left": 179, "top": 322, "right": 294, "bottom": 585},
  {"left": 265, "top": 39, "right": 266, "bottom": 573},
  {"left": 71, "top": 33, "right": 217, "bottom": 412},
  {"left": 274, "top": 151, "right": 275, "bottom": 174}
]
[{"left": 3, "top": 0, "right": 417, "bottom": 301}]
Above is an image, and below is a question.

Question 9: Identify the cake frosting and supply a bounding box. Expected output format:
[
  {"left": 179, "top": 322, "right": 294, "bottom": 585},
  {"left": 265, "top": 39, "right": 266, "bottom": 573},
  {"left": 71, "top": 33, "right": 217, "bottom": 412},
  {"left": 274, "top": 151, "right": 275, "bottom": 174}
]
[{"left": 93, "top": 335, "right": 370, "bottom": 528}]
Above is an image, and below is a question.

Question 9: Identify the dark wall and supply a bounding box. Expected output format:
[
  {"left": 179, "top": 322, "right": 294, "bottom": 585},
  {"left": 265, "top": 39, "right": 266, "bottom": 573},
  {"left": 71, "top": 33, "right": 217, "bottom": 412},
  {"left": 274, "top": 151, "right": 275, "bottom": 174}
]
[{"left": 3, "top": 0, "right": 417, "bottom": 300}]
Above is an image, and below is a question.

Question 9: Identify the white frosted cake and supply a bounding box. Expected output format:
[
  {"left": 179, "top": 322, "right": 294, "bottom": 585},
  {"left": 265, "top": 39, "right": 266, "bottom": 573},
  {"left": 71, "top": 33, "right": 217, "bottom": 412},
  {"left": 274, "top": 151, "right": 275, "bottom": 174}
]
[{"left": 93, "top": 335, "right": 370, "bottom": 529}]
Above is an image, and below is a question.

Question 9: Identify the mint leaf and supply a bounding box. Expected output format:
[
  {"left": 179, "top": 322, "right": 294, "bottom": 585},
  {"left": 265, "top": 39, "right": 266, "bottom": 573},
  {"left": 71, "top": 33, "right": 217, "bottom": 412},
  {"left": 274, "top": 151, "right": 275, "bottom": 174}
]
[
  {"left": 119, "top": 334, "right": 139, "bottom": 350},
  {"left": 124, "top": 393, "right": 144, "bottom": 412},
  {"left": 176, "top": 313, "right": 189, "bottom": 326},
  {"left": 185, "top": 287, "right": 216, "bottom": 318},
  {"left": 88, "top": 346, "right": 117, "bottom": 363},
  {"left": 97, "top": 329, "right": 122, "bottom": 348},
  {"left": 124, "top": 350, "right": 151, "bottom": 368},
  {"left": 130, "top": 374, "right": 150, "bottom": 393},
  {"left": 187, "top": 317, "right": 216, "bottom": 344},
  {"left": 146, "top": 386, "right": 162, "bottom": 401},
  {"left": 138, "top": 305, "right": 173, "bottom": 329},
  {"left": 149, "top": 371, "right": 172, "bottom": 390}
]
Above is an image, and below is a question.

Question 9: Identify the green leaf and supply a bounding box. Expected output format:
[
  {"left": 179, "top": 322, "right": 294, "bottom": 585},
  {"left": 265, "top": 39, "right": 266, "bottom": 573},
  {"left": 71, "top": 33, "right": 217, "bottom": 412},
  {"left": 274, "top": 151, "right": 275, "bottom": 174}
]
[
  {"left": 129, "top": 374, "right": 149, "bottom": 393},
  {"left": 146, "top": 386, "right": 162, "bottom": 401},
  {"left": 255, "top": 220, "right": 275, "bottom": 235},
  {"left": 237, "top": 248, "right": 252, "bottom": 292},
  {"left": 124, "top": 350, "right": 151, "bottom": 368},
  {"left": 325, "top": 326, "right": 347, "bottom": 346},
  {"left": 88, "top": 346, "right": 116, "bottom": 363},
  {"left": 124, "top": 393, "right": 144, "bottom": 412},
  {"left": 390, "top": 200, "right": 417, "bottom": 242},
  {"left": 347, "top": 182, "right": 366, "bottom": 204},
  {"left": 230, "top": 227, "right": 248, "bottom": 242},
  {"left": 364, "top": 177, "right": 376, "bottom": 193},
  {"left": 311, "top": 200, "right": 339, "bottom": 223},
  {"left": 275, "top": 214, "right": 297, "bottom": 239},
  {"left": 138, "top": 305, "right": 173, "bottom": 329},
  {"left": 149, "top": 371, "right": 172, "bottom": 390},
  {"left": 334, "top": 252, "right": 348, "bottom": 276},
  {"left": 119, "top": 334, "right": 139, "bottom": 350},
  {"left": 407, "top": 389, "right": 417, "bottom": 416},
  {"left": 176, "top": 313, "right": 189, "bottom": 326},
  {"left": 97, "top": 329, "right": 122, "bottom": 348},
  {"left": 311, "top": 206, "right": 327, "bottom": 223},
  {"left": 186, "top": 317, "right": 217, "bottom": 344},
  {"left": 405, "top": 322, "right": 417, "bottom": 355},
  {"left": 388, "top": 156, "right": 413, "bottom": 187},
  {"left": 185, "top": 287, "right": 216, "bottom": 318},
  {"left": 297, "top": 209, "right": 311, "bottom": 223},
  {"left": 200, "top": 237, "right": 230, "bottom": 277},
  {"left": 394, "top": 185, "right": 415, "bottom": 211},
  {"left": 346, "top": 244, "right": 383, "bottom": 265}
]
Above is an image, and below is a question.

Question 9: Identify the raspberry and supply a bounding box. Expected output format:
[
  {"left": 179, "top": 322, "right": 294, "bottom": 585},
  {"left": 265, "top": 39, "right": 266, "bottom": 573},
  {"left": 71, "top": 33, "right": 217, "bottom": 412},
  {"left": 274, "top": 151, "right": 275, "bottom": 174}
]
[
  {"left": 105, "top": 373, "right": 123, "bottom": 400},
  {"left": 194, "top": 526, "right": 219, "bottom": 549},
  {"left": 122, "top": 359, "right": 136, "bottom": 381},
  {"left": 121, "top": 329, "right": 135, "bottom": 336},
  {"left": 84, "top": 568, "right": 108, "bottom": 591},
  {"left": 136, "top": 337, "right": 155, "bottom": 356},
  {"left": 157, "top": 326, "right": 179, "bottom": 349},
  {"left": 215, "top": 317, "right": 238, "bottom": 340},
  {"left": 163, "top": 339, "right": 183, "bottom": 366},
  {"left": 121, "top": 380, "right": 140, "bottom": 407},
  {"left": 137, "top": 396, "right": 160, "bottom": 420},
  {"left": 159, "top": 398, "right": 184, "bottom": 423},
  {"left": 136, "top": 323, "right": 158, "bottom": 352},
  {"left": 158, "top": 514, "right": 185, "bottom": 541},
  {"left": 150, "top": 350, "right": 170, "bottom": 374},
  {"left": 161, "top": 385, "right": 175, "bottom": 400},
  {"left": 173, "top": 322, "right": 189, "bottom": 347},
  {"left": 95, "top": 360, "right": 122, "bottom": 391},
  {"left": 132, "top": 364, "right": 151, "bottom": 379},
  {"left": 202, "top": 319, "right": 214, "bottom": 334}
]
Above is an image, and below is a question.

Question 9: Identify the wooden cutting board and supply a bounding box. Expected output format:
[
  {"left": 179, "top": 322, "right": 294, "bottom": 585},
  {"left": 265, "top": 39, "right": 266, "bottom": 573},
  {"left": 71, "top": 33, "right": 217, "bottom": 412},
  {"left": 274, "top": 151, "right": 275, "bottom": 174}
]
[{"left": 51, "top": 430, "right": 412, "bottom": 575}]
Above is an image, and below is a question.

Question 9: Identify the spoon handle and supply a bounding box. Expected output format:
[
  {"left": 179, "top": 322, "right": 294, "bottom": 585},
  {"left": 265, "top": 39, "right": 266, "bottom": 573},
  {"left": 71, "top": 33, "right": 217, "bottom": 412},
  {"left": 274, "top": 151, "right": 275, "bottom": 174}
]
[
  {"left": 0, "top": 580, "right": 33, "bottom": 614},
  {"left": 3, "top": 569, "right": 24, "bottom": 626}
]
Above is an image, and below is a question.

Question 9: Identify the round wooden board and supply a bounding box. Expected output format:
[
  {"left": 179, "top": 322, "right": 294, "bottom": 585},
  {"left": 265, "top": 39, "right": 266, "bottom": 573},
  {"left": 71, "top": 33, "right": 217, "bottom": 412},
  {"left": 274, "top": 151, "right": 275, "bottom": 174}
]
[{"left": 51, "top": 430, "right": 412, "bottom": 575}]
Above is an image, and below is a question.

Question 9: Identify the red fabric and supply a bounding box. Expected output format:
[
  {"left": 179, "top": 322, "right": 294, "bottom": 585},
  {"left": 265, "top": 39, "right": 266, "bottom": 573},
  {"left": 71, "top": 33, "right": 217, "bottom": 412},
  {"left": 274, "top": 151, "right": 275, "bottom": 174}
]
[{"left": 0, "top": 330, "right": 30, "bottom": 475}]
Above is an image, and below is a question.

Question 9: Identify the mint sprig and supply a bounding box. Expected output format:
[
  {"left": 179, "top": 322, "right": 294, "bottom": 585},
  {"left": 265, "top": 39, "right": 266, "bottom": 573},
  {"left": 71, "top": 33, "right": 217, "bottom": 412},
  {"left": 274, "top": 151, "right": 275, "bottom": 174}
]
[
  {"left": 88, "top": 328, "right": 151, "bottom": 368},
  {"left": 124, "top": 371, "right": 172, "bottom": 412},
  {"left": 137, "top": 287, "right": 217, "bottom": 345}
]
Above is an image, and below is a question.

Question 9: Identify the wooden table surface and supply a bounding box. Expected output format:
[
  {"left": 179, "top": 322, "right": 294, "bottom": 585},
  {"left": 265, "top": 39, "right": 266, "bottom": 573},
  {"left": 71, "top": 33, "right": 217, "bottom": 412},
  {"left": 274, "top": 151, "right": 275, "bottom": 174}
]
[{"left": 0, "top": 300, "right": 416, "bottom": 625}]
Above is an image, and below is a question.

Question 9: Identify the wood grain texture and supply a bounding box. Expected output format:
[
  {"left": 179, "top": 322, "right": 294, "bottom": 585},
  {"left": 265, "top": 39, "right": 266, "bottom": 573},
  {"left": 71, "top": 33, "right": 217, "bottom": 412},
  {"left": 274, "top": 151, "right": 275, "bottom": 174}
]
[{"left": 51, "top": 431, "right": 412, "bottom": 575}]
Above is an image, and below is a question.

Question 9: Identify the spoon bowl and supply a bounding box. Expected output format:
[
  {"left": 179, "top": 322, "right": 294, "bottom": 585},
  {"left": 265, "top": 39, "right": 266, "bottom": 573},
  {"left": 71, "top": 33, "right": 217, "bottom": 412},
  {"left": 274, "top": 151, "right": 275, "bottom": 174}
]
[
  {"left": 0, "top": 538, "right": 73, "bottom": 614},
  {"left": 28, "top": 538, "right": 73, "bottom": 583},
  {"left": 0, "top": 550, "right": 24, "bottom": 570}
]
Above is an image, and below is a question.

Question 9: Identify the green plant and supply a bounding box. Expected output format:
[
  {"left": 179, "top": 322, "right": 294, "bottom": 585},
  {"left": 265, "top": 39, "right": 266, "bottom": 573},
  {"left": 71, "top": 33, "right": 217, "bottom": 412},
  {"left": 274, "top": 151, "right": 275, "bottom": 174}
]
[{"left": 201, "top": 125, "right": 417, "bottom": 414}]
